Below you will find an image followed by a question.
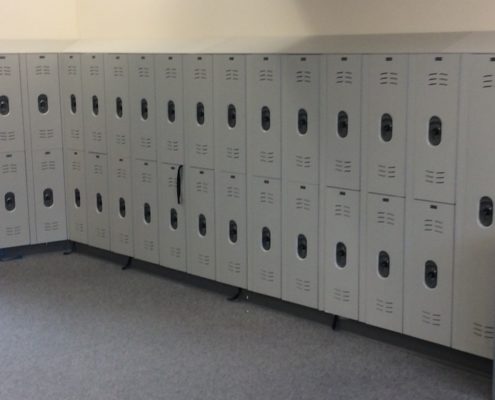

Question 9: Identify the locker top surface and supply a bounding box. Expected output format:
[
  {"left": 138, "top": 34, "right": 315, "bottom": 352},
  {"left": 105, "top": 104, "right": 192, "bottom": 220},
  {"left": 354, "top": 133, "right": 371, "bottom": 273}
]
[{"left": 0, "top": 40, "right": 77, "bottom": 53}]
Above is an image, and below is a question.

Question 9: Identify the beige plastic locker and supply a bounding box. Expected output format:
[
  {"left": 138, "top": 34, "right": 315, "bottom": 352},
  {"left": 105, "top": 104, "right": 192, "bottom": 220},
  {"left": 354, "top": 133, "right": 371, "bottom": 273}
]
[
  {"left": 64, "top": 150, "right": 88, "bottom": 244},
  {"left": 155, "top": 55, "right": 184, "bottom": 165}
]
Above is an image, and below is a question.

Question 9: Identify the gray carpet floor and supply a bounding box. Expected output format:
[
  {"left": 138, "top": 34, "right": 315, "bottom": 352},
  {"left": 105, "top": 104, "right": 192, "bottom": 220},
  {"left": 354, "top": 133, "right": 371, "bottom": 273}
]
[{"left": 0, "top": 250, "right": 490, "bottom": 400}]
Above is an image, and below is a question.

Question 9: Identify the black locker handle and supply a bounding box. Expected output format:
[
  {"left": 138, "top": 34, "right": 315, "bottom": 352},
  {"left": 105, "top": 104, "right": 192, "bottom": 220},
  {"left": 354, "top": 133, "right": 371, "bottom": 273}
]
[
  {"left": 297, "top": 234, "right": 307, "bottom": 259},
  {"left": 115, "top": 97, "right": 123, "bottom": 118},
  {"left": 74, "top": 188, "right": 81, "bottom": 208},
  {"left": 227, "top": 104, "right": 237, "bottom": 128},
  {"left": 381, "top": 113, "right": 393, "bottom": 142},
  {"left": 168, "top": 100, "right": 176, "bottom": 123},
  {"left": 38, "top": 94, "right": 48, "bottom": 114},
  {"left": 4, "top": 192, "right": 15, "bottom": 211},
  {"left": 141, "top": 98, "right": 148, "bottom": 120},
  {"left": 428, "top": 116, "right": 442, "bottom": 146},
  {"left": 144, "top": 203, "right": 151, "bottom": 224},
  {"left": 170, "top": 208, "right": 178, "bottom": 230},
  {"left": 336, "top": 242, "right": 347, "bottom": 268},
  {"left": 177, "top": 165, "right": 183, "bottom": 204},
  {"left": 119, "top": 197, "right": 126, "bottom": 218},
  {"left": 298, "top": 109, "right": 308, "bottom": 134},
  {"left": 424, "top": 260, "right": 438, "bottom": 289},
  {"left": 261, "top": 106, "right": 271, "bottom": 131},
  {"left": 378, "top": 250, "right": 390, "bottom": 278},
  {"left": 337, "top": 111, "right": 348, "bottom": 138},
  {"left": 261, "top": 227, "right": 271, "bottom": 251},
  {"left": 92, "top": 95, "right": 99, "bottom": 116},
  {"left": 70, "top": 94, "right": 77, "bottom": 114},
  {"left": 196, "top": 102, "right": 205, "bottom": 125},
  {"left": 43, "top": 188, "right": 54, "bottom": 207},
  {"left": 0, "top": 95, "right": 9, "bottom": 115},
  {"left": 479, "top": 196, "right": 493, "bottom": 227}
]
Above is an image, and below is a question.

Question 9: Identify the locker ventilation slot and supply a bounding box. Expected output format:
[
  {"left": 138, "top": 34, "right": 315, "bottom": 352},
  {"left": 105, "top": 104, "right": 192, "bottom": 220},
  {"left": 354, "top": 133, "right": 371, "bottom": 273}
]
[
  {"left": 167, "top": 140, "right": 179, "bottom": 152},
  {"left": 423, "top": 219, "right": 444, "bottom": 234},
  {"left": 333, "top": 288, "right": 351, "bottom": 303},
  {"left": 40, "top": 161, "right": 55, "bottom": 171},
  {"left": 6, "top": 226, "right": 21, "bottom": 237},
  {"left": 227, "top": 261, "right": 241, "bottom": 274},
  {"left": 295, "top": 278, "right": 311, "bottom": 292},
  {"left": 334, "top": 204, "right": 351, "bottom": 218},
  {"left": 0, "top": 66, "right": 12, "bottom": 76},
  {"left": 144, "top": 240, "right": 155, "bottom": 251},
  {"left": 169, "top": 246, "right": 182, "bottom": 259},
  {"left": 0, "top": 131, "right": 15, "bottom": 142},
  {"left": 295, "top": 70, "right": 311, "bottom": 83},
  {"left": 195, "top": 182, "right": 208, "bottom": 193},
  {"left": 226, "top": 147, "right": 240, "bottom": 160},
  {"left": 193, "top": 68, "right": 207, "bottom": 80},
  {"left": 295, "top": 197, "right": 311, "bottom": 211},
  {"left": 259, "top": 191, "right": 274, "bottom": 205},
  {"left": 377, "top": 211, "right": 395, "bottom": 226},
  {"left": 258, "top": 69, "right": 274, "bottom": 82},
  {"left": 91, "top": 130, "right": 103, "bottom": 143},
  {"left": 377, "top": 164, "right": 396, "bottom": 179},
  {"left": 260, "top": 268, "right": 275, "bottom": 283},
  {"left": 35, "top": 65, "right": 51, "bottom": 76},
  {"left": 71, "top": 160, "right": 81, "bottom": 172},
  {"left": 376, "top": 298, "right": 394, "bottom": 314},
  {"left": 1, "top": 163, "right": 18, "bottom": 174},
  {"left": 167, "top": 176, "right": 176, "bottom": 188},
  {"left": 115, "top": 134, "right": 126, "bottom": 145},
  {"left": 118, "top": 233, "right": 130, "bottom": 245},
  {"left": 116, "top": 168, "right": 127, "bottom": 179},
  {"left": 39, "top": 129, "right": 55, "bottom": 140},
  {"left": 93, "top": 164, "right": 103, "bottom": 175},
  {"left": 70, "top": 129, "right": 80, "bottom": 140},
  {"left": 140, "top": 137, "right": 152, "bottom": 149},
  {"left": 164, "top": 67, "right": 177, "bottom": 79},
  {"left": 335, "top": 71, "right": 353, "bottom": 85},
  {"left": 295, "top": 155, "right": 312, "bottom": 169},
  {"left": 136, "top": 66, "right": 149, "bottom": 79},
  {"left": 141, "top": 172, "right": 152, "bottom": 184},
  {"left": 335, "top": 159, "right": 352, "bottom": 174},
  {"left": 89, "top": 65, "right": 100, "bottom": 76},
  {"left": 259, "top": 151, "right": 275, "bottom": 164},
  {"left": 198, "top": 254, "right": 210, "bottom": 266},
  {"left": 482, "top": 74, "right": 494, "bottom": 88},
  {"left": 422, "top": 310, "right": 442, "bottom": 327},
  {"left": 96, "top": 227, "right": 106, "bottom": 238},
  {"left": 113, "top": 66, "right": 124, "bottom": 77},
  {"left": 427, "top": 72, "right": 448, "bottom": 86},
  {"left": 473, "top": 322, "right": 495, "bottom": 340},
  {"left": 424, "top": 170, "right": 446, "bottom": 185},
  {"left": 195, "top": 144, "right": 208, "bottom": 156},
  {"left": 225, "top": 69, "right": 239, "bottom": 81},
  {"left": 67, "top": 65, "right": 77, "bottom": 75},
  {"left": 226, "top": 186, "right": 240, "bottom": 199},
  {"left": 44, "top": 221, "right": 59, "bottom": 232},
  {"left": 379, "top": 72, "right": 398, "bottom": 85}
]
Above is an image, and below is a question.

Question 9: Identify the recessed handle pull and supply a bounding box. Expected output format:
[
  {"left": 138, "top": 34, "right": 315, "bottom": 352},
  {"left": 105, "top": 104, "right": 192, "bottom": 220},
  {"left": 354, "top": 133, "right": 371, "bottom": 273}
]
[
  {"left": 229, "top": 220, "right": 238, "bottom": 243},
  {"left": 43, "top": 188, "right": 54, "bottom": 207},
  {"left": 378, "top": 250, "right": 390, "bottom": 278},
  {"left": 170, "top": 208, "right": 178, "bottom": 230},
  {"left": 74, "top": 188, "right": 81, "bottom": 208},
  {"left": 119, "top": 197, "right": 126, "bottom": 218},
  {"left": 381, "top": 113, "right": 393, "bottom": 142},
  {"left": 298, "top": 109, "right": 308, "bottom": 134},
  {"left": 479, "top": 196, "right": 493, "bottom": 227},
  {"left": 196, "top": 102, "right": 205, "bottom": 125},
  {"left": 177, "top": 165, "right": 183, "bottom": 204},
  {"left": 297, "top": 234, "right": 307, "bottom": 259},
  {"left": 336, "top": 242, "right": 347, "bottom": 268},
  {"left": 4, "top": 191, "right": 15, "bottom": 211},
  {"left": 198, "top": 214, "right": 207, "bottom": 236},
  {"left": 144, "top": 203, "right": 151, "bottom": 224},
  {"left": 428, "top": 116, "right": 442, "bottom": 146},
  {"left": 227, "top": 104, "right": 237, "bottom": 128},
  {"left": 0, "top": 95, "right": 9, "bottom": 115},
  {"left": 141, "top": 98, "right": 148, "bottom": 120},
  {"left": 70, "top": 94, "right": 77, "bottom": 114},
  {"left": 168, "top": 100, "right": 176, "bottom": 123},
  {"left": 96, "top": 193, "right": 103, "bottom": 212},
  {"left": 115, "top": 97, "right": 123, "bottom": 118},
  {"left": 92, "top": 95, "right": 99, "bottom": 116},
  {"left": 261, "top": 227, "right": 271, "bottom": 251},
  {"left": 261, "top": 106, "right": 271, "bottom": 131},
  {"left": 424, "top": 260, "right": 438, "bottom": 289},
  {"left": 38, "top": 94, "right": 48, "bottom": 114},
  {"left": 337, "top": 111, "right": 348, "bottom": 138}
]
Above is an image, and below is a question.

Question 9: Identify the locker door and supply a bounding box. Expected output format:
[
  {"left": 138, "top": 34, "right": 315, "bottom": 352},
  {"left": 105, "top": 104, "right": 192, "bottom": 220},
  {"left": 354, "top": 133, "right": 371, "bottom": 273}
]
[
  {"left": 186, "top": 167, "right": 215, "bottom": 279},
  {"left": 155, "top": 55, "right": 184, "bottom": 165},
  {"left": 409, "top": 54, "right": 460, "bottom": 204},
  {"left": 282, "top": 55, "right": 320, "bottom": 184},
  {"left": 59, "top": 54, "right": 84, "bottom": 151},
  {"left": 158, "top": 162, "right": 186, "bottom": 271},
  {"left": 133, "top": 159, "right": 159, "bottom": 263},
  {"left": 365, "top": 193, "right": 404, "bottom": 332},
  {"left": 325, "top": 55, "right": 362, "bottom": 190},
  {"left": 82, "top": 54, "right": 107, "bottom": 154},
  {"left": 26, "top": 54, "right": 62, "bottom": 150},
  {"left": 0, "top": 54, "right": 25, "bottom": 152},
  {"left": 86, "top": 152, "right": 110, "bottom": 250},
  {"left": 214, "top": 55, "right": 246, "bottom": 173},
  {"left": 248, "top": 177, "right": 282, "bottom": 298},
  {"left": 130, "top": 55, "right": 156, "bottom": 161},
  {"left": 324, "top": 188, "right": 360, "bottom": 320},
  {"left": 104, "top": 54, "right": 130, "bottom": 158},
  {"left": 184, "top": 55, "right": 214, "bottom": 169},
  {"left": 0, "top": 152, "right": 29, "bottom": 247},
  {"left": 283, "top": 182, "right": 319, "bottom": 308},
  {"left": 364, "top": 55, "right": 408, "bottom": 197},
  {"left": 32, "top": 149, "right": 67, "bottom": 243},
  {"left": 215, "top": 172, "right": 247, "bottom": 288},
  {"left": 109, "top": 155, "right": 133, "bottom": 256},
  {"left": 405, "top": 200, "right": 454, "bottom": 346},
  {"left": 453, "top": 54, "right": 495, "bottom": 358},
  {"left": 64, "top": 150, "right": 87, "bottom": 244},
  {"left": 247, "top": 55, "right": 282, "bottom": 179}
]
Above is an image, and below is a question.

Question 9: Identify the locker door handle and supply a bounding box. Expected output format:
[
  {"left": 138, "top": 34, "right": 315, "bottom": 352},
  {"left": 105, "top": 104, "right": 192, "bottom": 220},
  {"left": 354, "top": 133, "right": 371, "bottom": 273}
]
[
  {"left": 168, "top": 100, "right": 176, "bottom": 123},
  {"left": 144, "top": 203, "right": 151, "bottom": 224},
  {"left": 479, "top": 196, "right": 493, "bottom": 227},
  {"left": 261, "top": 226, "right": 271, "bottom": 251},
  {"left": 336, "top": 242, "right": 347, "bottom": 268},
  {"left": 38, "top": 94, "right": 48, "bottom": 114},
  {"left": 198, "top": 214, "right": 207, "bottom": 236},
  {"left": 428, "top": 116, "right": 442, "bottom": 146},
  {"left": 337, "top": 111, "right": 348, "bottom": 138},
  {"left": 227, "top": 104, "right": 237, "bottom": 128},
  {"left": 115, "top": 97, "right": 123, "bottom": 118},
  {"left": 261, "top": 106, "right": 271, "bottom": 131},
  {"left": 0, "top": 95, "right": 9, "bottom": 115},
  {"left": 378, "top": 250, "right": 390, "bottom": 278},
  {"left": 176, "top": 165, "right": 183, "bottom": 204},
  {"left": 70, "top": 94, "right": 77, "bottom": 114},
  {"left": 380, "top": 113, "right": 393, "bottom": 142},
  {"left": 424, "top": 260, "right": 438, "bottom": 289},
  {"left": 196, "top": 102, "right": 205, "bottom": 125},
  {"left": 74, "top": 188, "right": 81, "bottom": 208},
  {"left": 229, "top": 220, "right": 238, "bottom": 243},
  {"left": 119, "top": 197, "right": 126, "bottom": 218},
  {"left": 92, "top": 95, "right": 99, "bottom": 116},
  {"left": 4, "top": 191, "right": 15, "bottom": 211},
  {"left": 298, "top": 109, "right": 308, "bottom": 134},
  {"left": 141, "top": 98, "right": 148, "bottom": 120},
  {"left": 96, "top": 193, "right": 103, "bottom": 212},
  {"left": 43, "top": 188, "right": 54, "bottom": 207},
  {"left": 297, "top": 234, "right": 308, "bottom": 259},
  {"left": 170, "top": 208, "right": 178, "bottom": 230}
]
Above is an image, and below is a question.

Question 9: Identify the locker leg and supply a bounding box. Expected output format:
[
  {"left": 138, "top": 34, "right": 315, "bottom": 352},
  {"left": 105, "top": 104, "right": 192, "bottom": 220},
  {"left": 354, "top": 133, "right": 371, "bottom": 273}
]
[
  {"left": 63, "top": 241, "right": 76, "bottom": 255},
  {"left": 122, "top": 257, "right": 133, "bottom": 271},
  {"left": 0, "top": 249, "right": 23, "bottom": 262},
  {"left": 331, "top": 315, "right": 339, "bottom": 331},
  {"left": 227, "top": 288, "right": 243, "bottom": 302}
]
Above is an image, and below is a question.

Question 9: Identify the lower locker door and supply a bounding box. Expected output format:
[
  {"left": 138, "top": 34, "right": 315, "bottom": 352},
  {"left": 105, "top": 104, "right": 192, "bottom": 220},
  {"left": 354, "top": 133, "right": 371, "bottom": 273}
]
[
  {"left": 215, "top": 172, "right": 247, "bottom": 288},
  {"left": 186, "top": 167, "right": 215, "bottom": 279},
  {"left": 64, "top": 150, "right": 88, "bottom": 244},
  {"left": 248, "top": 177, "right": 282, "bottom": 298},
  {"left": 283, "top": 182, "right": 319, "bottom": 308},
  {"left": 365, "top": 193, "right": 404, "bottom": 333},
  {"left": 324, "top": 187, "right": 360, "bottom": 320},
  {"left": 0, "top": 151, "right": 30, "bottom": 247},
  {"left": 158, "top": 163, "right": 186, "bottom": 271}
]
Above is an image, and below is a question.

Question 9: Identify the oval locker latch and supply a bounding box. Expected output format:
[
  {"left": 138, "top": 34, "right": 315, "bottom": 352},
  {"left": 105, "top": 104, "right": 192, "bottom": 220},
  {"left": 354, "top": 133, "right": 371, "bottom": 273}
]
[
  {"left": 479, "top": 196, "right": 493, "bottom": 227},
  {"left": 298, "top": 109, "right": 308, "bottom": 134},
  {"left": 336, "top": 242, "right": 347, "bottom": 268},
  {"left": 4, "top": 191, "right": 15, "bottom": 211},
  {"left": 119, "top": 197, "right": 126, "bottom": 218},
  {"left": 261, "top": 227, "right": 271, "bottom": 251},
  {"left": 196, "top": 102, "right": 205, "bottom": 125},
  {"left": 381, "top": 113, "right": 393, "bottom": 142},
  {"left": 144, "top": 203, "right": 151, "bottom": 224},
  {"left": 96, "top": 193, "right": 103, "bottom": 212},
  {"left": 115, "top": 97, "right": 123, "bottom": 118},
  {"left": 428, "top": 116, "right": 442, "bottom": 146},
  {"left": 170, "top": 208, "right": 178, "bottom": 230},
  {"left": 227, "top": 104, "right": 237, "bottom": 128},
  {"left": 229, "top": 220, "right": 238, "bottom": 243},
  {"left": 297, "top": 234, "right": 307, "bottom": 259},
  {"left": 261, "top": 106, "right": 271, "bottom": 131},
  {"left": 198, "top": 214, "right": 207, "bottom": 236},
  {"left": 0, "top": 95, "right": 9, "bottom": 115},
  {"left": 378, "top": 250, "right": 390, "bottom": 278},
  {"left": 74, "top": 188, "right": 81, "bottom": 208},
  {"left": 168, "top": 100, "right": 176, "bottom": 123},
  {"left": 424, "top": 260, "right": 438, "bottom": 289},
  {"left": 43, "top": 188, "right": 54, "bottom": 207},
  {"left": 141, "top": 98, "right": 148, "bottom": 120},
  {"left": 337, "top": 111, "right": 348, "bottom": 138},
  {"left": 70, "top": 94, "right": 77, "bottom": 114},
  {"left": 92, "top": 95, "right": 99, "bottom": 116},
  {"left": 38, "top": 94, "right": 48, "bottom": 114}
]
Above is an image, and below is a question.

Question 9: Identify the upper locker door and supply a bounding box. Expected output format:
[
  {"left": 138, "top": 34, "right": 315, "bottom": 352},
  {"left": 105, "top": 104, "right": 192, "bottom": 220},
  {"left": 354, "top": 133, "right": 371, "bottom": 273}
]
[
  {"left": 365, "top": 193, "right": 404, "bottom": 333},
  {"left": 0, "top": 54, "right": 25, "bottom": 152},
  {"left": 282, "top": 55, "right": 320, "bottom": 184},
  {"left": 158, "top": 163, "right": 186, "bottom": 271},
  {"left": 184, "top": 55, "right": 214, "bottom": 169},
  {"left": 214, "top": 55, "right": 246, "bottom": 174},
  {"left": 59, "top": 54, "right": 84, "bottom": 151},
  {"left": 130, "top": 55, "right": 156, "bottom": 161},
  {"left": 283, "top": 182, "right": 319, "bottom": 308},
  {"left": 104, "top": 54, "right": 130, "bottom": 159},
  {"left": 453, "top": 55, "right": 495, "bottom": 358},
  {"left": 215, "top": 172, "right": 247, "bottom": 288},
  {"left": 0, "top": 152, "right": 29, "bottom": 247},
  {"left": 155, "top": 55, "right": 184, "bottom": 165},
  {"left": 409, "top": 55, "right": 460, "bottom": 204},
  {"left": 247, "top": 55, "right": 282, "bottom": 179},
  {"left": 364, "top": 55, "right": 408, "bottom": 197},
  {"left": 26, "top": 54, "right": 62, "bottom": 150},
  {"left": 325, "top": 55, "right": 362, "bottom": 190},
  {"left": 82, "top": 54, "right": 107, "bottom": 154},
  {"left": 404, "top": 200, "right": 454, "bottom": 346}
]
